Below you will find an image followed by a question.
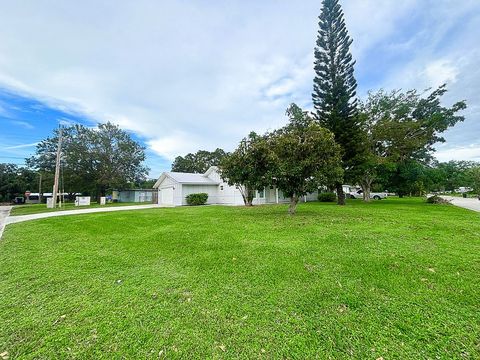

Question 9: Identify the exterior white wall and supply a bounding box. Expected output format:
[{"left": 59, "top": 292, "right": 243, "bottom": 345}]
[
  {"left": 305, "top": 190, "right": 319, "bottom": 202},
  {"left": 182, "top": 184, "right": 219, "bottom": 205},
  {"left": 217, "top": 182, "right": 245, "bottom": 205},
  {"left": 157, "top": 176, "right": 183, "bottom": 206},
  {"left": 206, "top": 169, "right": 246, "bottom": 205},
  {"left": 276, "top": 190, "right": 290, "bottom": 204}
]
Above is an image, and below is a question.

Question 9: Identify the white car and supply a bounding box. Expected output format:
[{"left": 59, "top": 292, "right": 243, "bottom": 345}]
[{"left": 348, "top": 189, "right": 388, "bottom": 200}]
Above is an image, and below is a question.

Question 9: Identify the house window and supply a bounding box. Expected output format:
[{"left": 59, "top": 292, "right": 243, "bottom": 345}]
[
  {"left": 258, "top": 189, "right": 265, "bottom": 198},
  {"left": 220, "top": 185, "right": 224, "bottom": 191}
]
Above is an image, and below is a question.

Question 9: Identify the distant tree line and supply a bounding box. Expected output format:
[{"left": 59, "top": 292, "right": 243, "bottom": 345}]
[
  {"left": 171, "top": 148, "right": 226, "bottom": 173},
  {"left": 0, "top": 122, "right": 150, "bottom": 203},
  {"left": 0, "top": 164, "right": 38, "bottom": 203}
]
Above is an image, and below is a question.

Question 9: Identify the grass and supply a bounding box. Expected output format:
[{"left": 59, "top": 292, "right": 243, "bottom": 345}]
[
  {"left": 0, "top": 198, "right": 479, "bottom": 359},
  {"left": 10, "top": 202, "right": 151, "bottom": 216}
]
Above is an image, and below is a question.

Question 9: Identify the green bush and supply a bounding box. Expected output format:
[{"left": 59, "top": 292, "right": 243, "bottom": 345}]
[
  {"left": 186, "top": 193, "right": 209, "bottom": 206},
  {"left": 318, "top": 192, "right": 337, "bottom": 202},
  {"left": 426, "top": 195, "right": 450, "bottom": 204}
]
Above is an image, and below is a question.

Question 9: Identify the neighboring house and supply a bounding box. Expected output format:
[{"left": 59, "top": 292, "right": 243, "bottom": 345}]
[
  {"left": 153, "top": 166, "right": 319, "bottom": 206},
  {"left": 112, "top": 189, "right": 155, "bottom": 203}
]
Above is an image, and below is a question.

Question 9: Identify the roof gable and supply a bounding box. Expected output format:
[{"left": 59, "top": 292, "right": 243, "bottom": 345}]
[{"left": 153, "top": 169, "right": 220, "bottom": 188}]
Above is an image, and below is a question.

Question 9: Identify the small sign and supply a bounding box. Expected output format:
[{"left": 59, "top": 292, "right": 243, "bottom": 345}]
[
  {"left": 75, "top": 196, "right": 91, "bottom": 206},
  {"left": 100, "top": 197, "right": 106, "bottom": 205},
  {"left": 46, "top": 198, "right": 54, "bottom": 208}
]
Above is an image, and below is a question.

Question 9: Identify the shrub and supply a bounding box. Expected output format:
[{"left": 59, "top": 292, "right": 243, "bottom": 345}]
[
  {"left": 426, "top": 195, "right": 450, "bottom": 204},
  {"left": 318, "top": 192, "right": 337, "bottom": 202},
  {"left": 186, "top": 193, "right": 208, "bottom": 206}
]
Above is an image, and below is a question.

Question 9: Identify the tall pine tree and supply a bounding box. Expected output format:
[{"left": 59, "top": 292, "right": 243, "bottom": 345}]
[{"left": 312, "top": 0, "right": 364, "bottom": 205}]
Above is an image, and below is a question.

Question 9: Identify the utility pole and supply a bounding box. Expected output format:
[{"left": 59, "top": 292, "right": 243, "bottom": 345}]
[
  {"left": 38, "top": 172, "right": 42, "bottom": 203},
  {"left": 51, "top": 127, "right": 63, "bottom": 208}
]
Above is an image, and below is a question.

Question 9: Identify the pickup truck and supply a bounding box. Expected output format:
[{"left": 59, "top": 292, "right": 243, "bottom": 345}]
[{"left": 348, "top": 189, "right": 388, "bottom": 200}]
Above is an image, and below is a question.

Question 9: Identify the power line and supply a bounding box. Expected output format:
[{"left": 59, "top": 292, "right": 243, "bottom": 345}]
[
  {"left": 0, "top": 162, "right": 28, "bottom": 166},
  {"left": 0, "top": 156, "right": 28, "bottom": 159}
]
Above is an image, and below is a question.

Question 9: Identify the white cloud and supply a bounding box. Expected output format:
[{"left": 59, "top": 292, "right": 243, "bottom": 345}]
[
  {"left": 435, "top": 144, "right": 480, "bottom": 162},
  {"left": 147, "top": 132, "right": 204, "bottom": 162},
  {"left": 0, "top": 0, "right": 478, "bottom": 167},
  {"left": 10, "top": 120, "right": 34, "bottom": 130},
  {"left": 423, "top": 60, "right": 459, "bottom": 88},
  {"left": 3, "top": 142, "right": 38, "bottom": 150}
]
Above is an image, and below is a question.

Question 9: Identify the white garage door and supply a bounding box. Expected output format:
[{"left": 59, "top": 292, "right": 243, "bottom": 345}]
[{"left": 160, "top": 187, "right": 174, "bottom": 205}]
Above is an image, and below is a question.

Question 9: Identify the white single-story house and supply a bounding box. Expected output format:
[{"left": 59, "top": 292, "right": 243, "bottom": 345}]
[{"left": 153, "top": 166, "right": 319, "bottom": 206}]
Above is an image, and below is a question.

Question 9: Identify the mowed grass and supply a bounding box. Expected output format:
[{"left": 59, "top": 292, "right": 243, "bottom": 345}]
[
  {"left": 0, "top": 198, "right": 479, "bottom": 359},
  {"left": 10, "top": 202, "right": 149, "bottom": 216}
]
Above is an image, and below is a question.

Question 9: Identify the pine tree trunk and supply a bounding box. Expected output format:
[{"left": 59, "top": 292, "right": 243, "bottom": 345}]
[
  {"left": 288, "top": 194, "right": 299, "bottom": 215},
  {"left": 336, "top": 183, "right": 346, "bottom": 206}
]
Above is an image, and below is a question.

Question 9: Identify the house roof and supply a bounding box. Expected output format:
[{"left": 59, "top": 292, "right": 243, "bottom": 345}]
[
  {"left": 153, "top": 166, "right": 220, "bottom": 188},
  {"left": 167, "top": 172, "right": 219, "bottom": 184}
]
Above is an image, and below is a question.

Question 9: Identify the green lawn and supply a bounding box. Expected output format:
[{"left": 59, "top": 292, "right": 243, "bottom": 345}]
[
  {"left": 1, "top": 198, "right": 479, "bottom": 359},
  {"left": 10, "top": 202, "right": 150, "bottom": 216}
]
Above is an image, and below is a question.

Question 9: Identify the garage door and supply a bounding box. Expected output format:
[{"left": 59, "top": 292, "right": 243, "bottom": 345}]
[{"left": 160, "top": 187, "right": 174, "bottom": 205}]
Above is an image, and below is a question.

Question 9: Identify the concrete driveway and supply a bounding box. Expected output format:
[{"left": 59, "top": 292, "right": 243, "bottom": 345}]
[
  {"left": 441, "top": 196, "right": 480, "bottom": 213},
  {"left": 5, "top": 204, "right": 162, "bottom": 227},
  {"left": 0, "top": 206, "right": 12, "bottom": 239}
]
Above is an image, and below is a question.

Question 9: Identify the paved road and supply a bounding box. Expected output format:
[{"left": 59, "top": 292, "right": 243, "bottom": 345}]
[
  {"left": 5, "top": 204, "right": 163, "bottom": 226},
  {"left": 441, "top": 196, "right": 480, "bottom": 213},
  {"left": 0, "top": 206, "right": 12, "bottom": 239}
]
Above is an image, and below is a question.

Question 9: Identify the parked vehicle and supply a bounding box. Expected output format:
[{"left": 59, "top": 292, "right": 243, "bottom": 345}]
[{"left": 348, "top": 189, "right": 388, "bottom": 200}]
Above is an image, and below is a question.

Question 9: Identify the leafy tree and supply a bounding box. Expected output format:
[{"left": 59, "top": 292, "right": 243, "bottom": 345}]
[
  {"left": 27, "top": 125, "right": 94, "bottom": 199},
  {"left": 270, "top": 105, "right": 343, "bottom": 214},
  {"left": 0, "top": 164, "right": 38, "bottom": 202},
  {"left": 312, "top": 0, "right": 365, "bottom": 205},
  {"left": 172, "top": 148, "right": 226, "bottom": 173},
  {"left": 358, "top": 86, "right": 466, "bottom": 198},
  {"left": 27, "top": 122, "right": 149, "bottom": 199},
  {"left": 135, "top": 178, "right": 157, "bottom": 189},
  {"left": 467, "top": 166, "right": 480, "bottom": 196},
  {"left": 220, "top": 133, "right": 273, "bottom": 206},
  {"left": 430, "top": 161, "right": 477, "bottom": 192},
  {"left": 89, "top": 123, "right": 149, "bottom": 197}
]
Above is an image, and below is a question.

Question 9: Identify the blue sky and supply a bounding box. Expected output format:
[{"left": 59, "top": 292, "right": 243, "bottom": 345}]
[{"left": 1, "top": 0, "right": 479, "bottom": 177}]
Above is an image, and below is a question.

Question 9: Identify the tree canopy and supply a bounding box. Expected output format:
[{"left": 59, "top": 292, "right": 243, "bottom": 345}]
[
  {"left": 0, "top": 164, "right": 38, "bottom": 202},
  {"left": 312, "top": 0, "right": 366, "bottom": 204},
  {"left": 171, "top": 148, "right": 226, "bottom": 173},
  {"left": 220, "top": 133, "right": 273, "bottom": 206},
  {"left": 358, "top": 85, "right": 466, "bottom": 197},
  {"left": 27, "top": 122, "right": 149, "bottom": 198},
  {"left": 270, "top": 106, "right": 343, "bottom": 214},
  {"left": 220, "top": 104, "right": 342, "bottom": 214},
  {"left": 467, "top": 166, "right": 480, "bottom": 195}
]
